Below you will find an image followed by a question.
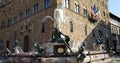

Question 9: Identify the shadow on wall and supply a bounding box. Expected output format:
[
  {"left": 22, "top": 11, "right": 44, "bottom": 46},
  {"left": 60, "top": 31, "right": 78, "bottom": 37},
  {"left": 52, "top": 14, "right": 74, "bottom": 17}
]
[{"left": 83, "top": 21, "right": 111, "bottom": 52}]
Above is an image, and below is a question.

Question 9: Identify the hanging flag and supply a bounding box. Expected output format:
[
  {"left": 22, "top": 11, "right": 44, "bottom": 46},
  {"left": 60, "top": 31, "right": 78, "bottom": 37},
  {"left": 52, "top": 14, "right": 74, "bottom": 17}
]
[
  {"left": 93, "top": 5, "right": 100, "bottom": 18},
  {"left": 93, "top": 5, "right": 97, "bottom": 13}
]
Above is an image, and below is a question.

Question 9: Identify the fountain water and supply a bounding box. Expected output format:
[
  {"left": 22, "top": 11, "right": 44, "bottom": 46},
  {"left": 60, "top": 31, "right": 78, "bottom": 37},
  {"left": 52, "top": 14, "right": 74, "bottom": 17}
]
[
  {"left": 14, "top": 46, "right": 23, "bottom": 54},
  {"left": 14, "top": 40, "right": 23, "bottom": 54},
  {"left": 54, "top": 3, "right": 64, "bottom": 31}
]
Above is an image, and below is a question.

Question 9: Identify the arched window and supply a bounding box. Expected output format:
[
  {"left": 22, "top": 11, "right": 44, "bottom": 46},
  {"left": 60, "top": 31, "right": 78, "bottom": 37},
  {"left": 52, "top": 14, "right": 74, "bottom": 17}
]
[
  {"left": 26, "top": 8, "right": 30, "bottom": 17},
  {"left": 83, "top": 8, "right": 87, "bottom": 17},
  {"left": 6, "top": 40, "right": 10, "bottom": 48},
  {"left": 24, "top": 36, "right": 29, "bottom": 52},
  {"left": 64, "top": 0, "right": 70, "bottom": 8},
  {"left": 19, "top": 12, "right": 23, "bottom": 21},
  {"left": 41, "top": 22, "right": 45, "bottom": 33},
  {"left": 34, "top": 3, "right": 39, "bottom": 14},
  {"left": 84, "top": 25, "right": 87, "bottom": 35},
  {"left": 44, "top": 0, "right": 50, "bottom": 8},
  {"left": 70, "top": 21, "right": 73, "bottom": 32},
  {"left": 74, "top": 1, "right": 79, "bottom": 13},
  {"left": 13, "top": 16, "right": 17, "bottom": 24},
  {"left": 14, "top": 31, "right": 17, "bottom": 40}
]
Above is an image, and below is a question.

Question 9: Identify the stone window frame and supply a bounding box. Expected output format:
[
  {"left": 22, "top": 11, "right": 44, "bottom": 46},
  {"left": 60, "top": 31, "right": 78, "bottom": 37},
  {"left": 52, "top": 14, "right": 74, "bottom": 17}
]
[
  {"left": 26, "top": 8, "right": 30, "bottom": 18},
  {"left": 74, "top": 1, "right": 80, "bottom": 13},
  {"left": 112, "top": 25, "right": 115, "bottom": 34},
  {"left": 1, "top": 21, "right": 6, "bottom": 28},
  {"left": 112, "top": 26, "right": 117, "bottom": 34},
  {"left": 0, "top": 40, "right": 3, "bottom": 49},
  {"left": 69, "top": 21, "right": 73, "bottom": 32},
  {"left": 6, "top": 40, "right": 10, "bottom": 49},
  {"left": 102, "top": 1, "right": 104, "bottom": 7},
  {"left": 111, "top": 25, "right": 113, "bottom": 33},
  {"left": 13, "top": 16, "right": 17, "bottom": 24},
  {"left": 83, "top": 7, "right": 88, "bottom": 17},
  {"left": 34, "top": 3, "right": 39, "bottom": 14},
  {"left": 44, "top": 0, "right": 51, "bottom": 9},
  {"left": 41, "top": 22, "right": 45, "bottom": 33},
  {"left": 14, "top": 31, "right": 17, "bottom": 40},
  {"left": 7, "top": 19, "right": 12, "bottom": 26},
  {"left": 103, "top": 11, "right": 105, "bottom": 16},
  {"left": 84, "top": 24, "right": 87, "bottom": 35},
  {"left": 19, "top": 12, "right": 24, "bottom": 21},
  {"left": 64, "top": 0, "right": 70, "bottom": 8}
]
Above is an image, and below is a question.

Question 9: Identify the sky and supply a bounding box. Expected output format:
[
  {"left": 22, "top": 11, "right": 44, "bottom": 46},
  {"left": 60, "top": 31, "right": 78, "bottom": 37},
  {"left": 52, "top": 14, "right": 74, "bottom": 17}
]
[{"left": 108, "top": 0, "right": 120, "bottom": 17}]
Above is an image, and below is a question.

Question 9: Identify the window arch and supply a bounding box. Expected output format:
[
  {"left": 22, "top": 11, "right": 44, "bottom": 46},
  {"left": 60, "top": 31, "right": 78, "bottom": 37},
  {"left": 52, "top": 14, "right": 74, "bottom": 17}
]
[
  {"left": 74, "top": 1, "right": 79, "bottom": 13},
  {"left": 44, "top": 0, "right": 50, "bottom": 8}
]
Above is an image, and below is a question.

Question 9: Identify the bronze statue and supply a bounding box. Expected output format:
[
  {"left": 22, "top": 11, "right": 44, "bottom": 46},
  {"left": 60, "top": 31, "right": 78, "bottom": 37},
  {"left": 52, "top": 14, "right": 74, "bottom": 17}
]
[
  {"left": 51, "top": 28, "right": 70, "bottom": 43},
  {"left": 77, "top": 43, "right": 86, "bottom": 63},
  {"left": 50, "top": 28, "right": 74, "bottom": 54}
]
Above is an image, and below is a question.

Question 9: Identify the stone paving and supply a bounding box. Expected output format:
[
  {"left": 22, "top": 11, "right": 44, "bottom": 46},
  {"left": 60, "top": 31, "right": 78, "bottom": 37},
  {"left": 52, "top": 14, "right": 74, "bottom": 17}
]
[
  {"left": 108, "top": 55, "right": 120, "bottom": 63},
  {"left": 108, "top": 60, "right": 120, "bottom": 63},
  {"left": 0, "top": 54, "right": 120, "bottom": 63}
]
